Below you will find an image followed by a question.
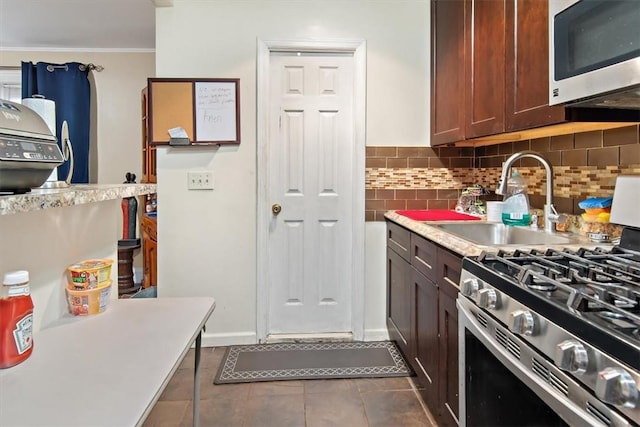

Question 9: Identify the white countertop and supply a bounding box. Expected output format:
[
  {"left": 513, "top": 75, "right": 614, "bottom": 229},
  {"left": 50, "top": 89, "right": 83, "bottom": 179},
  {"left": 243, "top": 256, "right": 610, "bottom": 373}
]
[
  {"left": 384, "top": 211, "right": 610, "bottom": 257},
  {"left": 0, "top": 297, "right": 215, "bottom": 427},
  {"left": 0, "top": 183, "right": 157, "bottom": 216}
]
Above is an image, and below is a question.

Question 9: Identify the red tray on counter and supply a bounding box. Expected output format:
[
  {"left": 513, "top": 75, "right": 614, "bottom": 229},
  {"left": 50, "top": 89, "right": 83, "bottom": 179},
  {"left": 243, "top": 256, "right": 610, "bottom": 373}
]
[{"left": 396, "top": 210, "right": 482, "bottom": 221}]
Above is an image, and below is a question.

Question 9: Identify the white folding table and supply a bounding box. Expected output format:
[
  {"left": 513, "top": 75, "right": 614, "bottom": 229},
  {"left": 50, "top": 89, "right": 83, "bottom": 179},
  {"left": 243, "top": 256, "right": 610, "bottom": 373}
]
[{"left": 0, "top": 297, "right": 215, "bottom": 427}]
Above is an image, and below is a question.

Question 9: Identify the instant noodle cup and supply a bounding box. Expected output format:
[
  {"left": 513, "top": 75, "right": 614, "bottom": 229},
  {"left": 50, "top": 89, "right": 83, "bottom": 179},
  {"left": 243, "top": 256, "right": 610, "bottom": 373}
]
[
  {"left": 67, "top": 259, "right": 113, "bottom": 290},
  {"left": 65, "top": 280, "right": 111, "bottom": 316}
]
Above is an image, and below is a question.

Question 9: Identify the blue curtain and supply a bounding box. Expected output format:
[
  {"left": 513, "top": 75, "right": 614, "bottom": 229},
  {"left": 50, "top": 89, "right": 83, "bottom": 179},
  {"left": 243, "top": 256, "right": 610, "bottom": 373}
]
[{"left": 21, "top": 61, "right": 91, "bottom": 184}]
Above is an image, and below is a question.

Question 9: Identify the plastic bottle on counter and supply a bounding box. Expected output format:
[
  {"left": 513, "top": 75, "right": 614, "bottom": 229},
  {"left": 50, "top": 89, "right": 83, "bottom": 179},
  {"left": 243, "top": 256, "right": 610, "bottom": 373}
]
[
  {"left": 501, "top": 169, "right": 531, "bottom": 227},
  {"left": 0, "top": 270, "right": 34, "bottom": 368}
]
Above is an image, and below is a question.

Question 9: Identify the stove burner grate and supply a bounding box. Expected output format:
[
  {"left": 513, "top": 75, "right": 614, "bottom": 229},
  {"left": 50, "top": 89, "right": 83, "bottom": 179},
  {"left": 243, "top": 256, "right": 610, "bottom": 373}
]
[{"left": 478, "top": 247, "right": 640, "bottom": 333}]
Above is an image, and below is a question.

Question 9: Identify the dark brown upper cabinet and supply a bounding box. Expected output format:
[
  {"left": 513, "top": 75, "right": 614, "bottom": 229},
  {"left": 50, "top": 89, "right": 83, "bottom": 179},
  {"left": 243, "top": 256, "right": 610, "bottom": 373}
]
[
  {"left": 465, "top": 0, "right": 506, "bottom": 139},
  {"left": 431, "top": 0, "right": 466, "bottom": 145},
  {"left": 431, "top": 0, "right": 566, "bottom": 146},
  {"left": 505, "top": 0, "right": 565, "bottom": 132}
]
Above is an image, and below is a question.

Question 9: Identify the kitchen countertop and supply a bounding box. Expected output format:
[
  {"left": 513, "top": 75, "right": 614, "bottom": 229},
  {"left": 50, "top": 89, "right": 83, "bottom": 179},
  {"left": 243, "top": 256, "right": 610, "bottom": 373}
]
[
  {"left": 0, "top": 183, "right": 157, "bottom": 216},
  {"left": 384, "top": 211, "right": 610, "bottom": 257}
]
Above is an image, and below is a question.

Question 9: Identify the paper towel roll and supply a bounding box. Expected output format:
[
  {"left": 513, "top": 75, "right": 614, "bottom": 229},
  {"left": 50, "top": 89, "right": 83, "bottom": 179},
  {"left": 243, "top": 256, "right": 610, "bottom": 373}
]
[
  {"left": 22, "top": 97, "right": 58, "bottom": 181},
  {"left": 22, "top": 97, "right": 56, "bottom": 136}
]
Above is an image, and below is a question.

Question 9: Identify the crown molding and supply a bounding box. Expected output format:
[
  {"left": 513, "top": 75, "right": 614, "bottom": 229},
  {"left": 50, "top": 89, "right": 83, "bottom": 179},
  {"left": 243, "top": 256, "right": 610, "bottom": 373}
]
[
  {"left": 0, "top": 47, "right": 155, "bottom": 53},
  {"left": 151, "top": 0, "right": 174, "bottom": 7}
]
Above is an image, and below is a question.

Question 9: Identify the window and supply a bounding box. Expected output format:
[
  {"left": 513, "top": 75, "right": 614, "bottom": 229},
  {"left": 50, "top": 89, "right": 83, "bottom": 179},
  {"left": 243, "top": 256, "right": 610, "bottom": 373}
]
[{"left": 0, "top": 68, "right": 21, "bottom": 103}]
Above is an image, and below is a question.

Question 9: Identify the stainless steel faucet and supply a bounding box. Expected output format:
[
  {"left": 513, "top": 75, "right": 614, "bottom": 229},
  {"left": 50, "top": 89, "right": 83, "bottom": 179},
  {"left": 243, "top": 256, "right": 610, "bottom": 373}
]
[{"left": 495, "top": 151, "right": 564, "bottom": 233}]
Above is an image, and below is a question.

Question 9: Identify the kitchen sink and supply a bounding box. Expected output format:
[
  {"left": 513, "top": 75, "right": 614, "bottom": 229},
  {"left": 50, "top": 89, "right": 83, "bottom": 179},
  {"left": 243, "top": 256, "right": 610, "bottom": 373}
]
[{"left": 430, "top": 222, "right": 586, "bottom": 246}]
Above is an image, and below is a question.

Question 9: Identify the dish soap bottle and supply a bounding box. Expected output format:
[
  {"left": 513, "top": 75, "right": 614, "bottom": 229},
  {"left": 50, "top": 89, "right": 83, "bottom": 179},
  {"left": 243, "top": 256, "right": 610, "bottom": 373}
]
[{"left": 501, "top": 169, "right": 531, "bottom": 226}]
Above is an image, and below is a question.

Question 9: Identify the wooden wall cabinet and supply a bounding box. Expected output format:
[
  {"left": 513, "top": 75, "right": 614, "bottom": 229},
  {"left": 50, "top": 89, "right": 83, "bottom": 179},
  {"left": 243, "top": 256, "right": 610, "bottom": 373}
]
[
  {"left": 505, "top": 0, "right": 565, "bottom": 131},
  {"left": 431, "top": 0, "right": 565, "bottom": 145},
  {"left": 141, "top": 214, "right": 157, "bottom": 289},
  {"left": 140, "top": 87, "right": 158, "bottom": 290},
  {"left": 431, "top": 0, "right": 466, "bottom": 145},
  {"left": 386, "top": 220, "right": 462, "bottom": 426},
  {"left": 141, "top": 87, "right": 156, "bottom": 184},
  {"left": 465, "top": 0, "right": 507, "bottom": 139}
]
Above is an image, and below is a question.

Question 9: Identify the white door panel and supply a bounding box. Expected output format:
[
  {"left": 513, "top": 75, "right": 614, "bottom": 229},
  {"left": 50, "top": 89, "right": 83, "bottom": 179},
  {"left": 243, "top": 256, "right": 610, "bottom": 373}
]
[{"left": 268, "top": 53, "right": 354, "bottom": 334}]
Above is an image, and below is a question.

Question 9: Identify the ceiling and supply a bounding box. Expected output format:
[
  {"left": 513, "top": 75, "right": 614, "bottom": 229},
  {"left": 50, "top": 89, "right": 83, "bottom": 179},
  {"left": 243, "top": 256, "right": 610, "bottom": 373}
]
[{"left": 0, "top": 0, "right": 156, "bottom": 50}]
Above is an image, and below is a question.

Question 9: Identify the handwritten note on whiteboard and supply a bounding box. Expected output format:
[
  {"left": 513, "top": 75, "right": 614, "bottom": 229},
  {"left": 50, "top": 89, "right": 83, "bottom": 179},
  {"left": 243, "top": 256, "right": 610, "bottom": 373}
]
[{"left": 195, "top": 81, "right": 238, "bottom": 142}]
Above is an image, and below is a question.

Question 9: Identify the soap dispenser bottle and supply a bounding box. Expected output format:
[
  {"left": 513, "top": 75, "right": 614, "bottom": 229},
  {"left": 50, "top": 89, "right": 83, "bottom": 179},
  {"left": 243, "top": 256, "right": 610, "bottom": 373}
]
[{"left": 501, "top": 169, "right": 531, "bottom": 226}]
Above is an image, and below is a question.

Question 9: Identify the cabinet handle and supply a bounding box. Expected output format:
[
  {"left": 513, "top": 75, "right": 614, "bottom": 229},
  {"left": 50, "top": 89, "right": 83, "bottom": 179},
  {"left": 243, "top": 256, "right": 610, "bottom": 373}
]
[
  {"left": 414, "top": 256, "right": 433, "bottom": 270},
  {"left": 443, "top": 276, "right": 459, "bottom": 289}
]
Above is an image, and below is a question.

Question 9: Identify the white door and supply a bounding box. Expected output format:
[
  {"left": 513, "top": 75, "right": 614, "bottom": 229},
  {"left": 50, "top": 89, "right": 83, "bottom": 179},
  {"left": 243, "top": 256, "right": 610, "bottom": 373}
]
[{"left": 267, "top": 52, "right": 355, "bottom": 335}]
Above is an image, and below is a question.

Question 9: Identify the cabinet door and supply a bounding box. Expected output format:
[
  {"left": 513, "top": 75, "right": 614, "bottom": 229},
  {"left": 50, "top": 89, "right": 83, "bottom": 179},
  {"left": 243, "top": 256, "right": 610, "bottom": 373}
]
[
  {"left": 141, "top": 87, "right": 157, "bottom": 183},
  {"left": 387, "top": 248, "right": 412, "bottom": 357},
  {"left": 465, "top": 0, "right": 506, "bottom": 138},
  {"left": 431, "top": 0, "right": 466, "bottom": 145},
  {"left": 436, "top": 247, "right": 461, "bottom": 426},
  {"left": 438, "top": 287, "right": 459, "bottom": 427},
  {"left": 141, "top": 215, "right": 158, "bottom": 289},
  {"left": 142, "top": 236, "right": 157, "bottom": 288},
  {"left": 412, "top": 267, "right": 439, "bottom": 410},
  {"left": 505, "top": 0, "right": 565, "bottom": 131}
]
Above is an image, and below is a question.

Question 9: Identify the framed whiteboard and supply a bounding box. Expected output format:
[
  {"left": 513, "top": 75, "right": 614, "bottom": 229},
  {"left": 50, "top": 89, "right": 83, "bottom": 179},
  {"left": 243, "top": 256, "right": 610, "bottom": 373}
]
[
  {"left": 147, "top": 78, "right": 240, "bottom": 145},
  {"left": 194, "top": 80, "right": 240, "bottom": 144}
]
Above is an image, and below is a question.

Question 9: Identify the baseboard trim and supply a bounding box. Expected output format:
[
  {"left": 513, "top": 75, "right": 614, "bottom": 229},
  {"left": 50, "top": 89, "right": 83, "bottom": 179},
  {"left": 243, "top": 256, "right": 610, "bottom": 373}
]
[
  {"left": 201, "top": 331, "right": 257, "bottom": 348},
  {"left": 200, "top": 329, "right": 389, "bottom": 347},
  {"left": 364, "top": 328, "right": 390, "bottom": 342},
  {"left": 265, "top": 332, "right": 354, "bottom": 344}
]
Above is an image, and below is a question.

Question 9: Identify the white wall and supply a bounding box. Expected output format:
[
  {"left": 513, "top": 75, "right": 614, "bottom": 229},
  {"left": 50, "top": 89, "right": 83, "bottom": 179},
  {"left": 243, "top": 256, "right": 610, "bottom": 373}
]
[
  {"left": 155, "top": 0, "right": 430, "bottom": 345},
  {"left": 0, "top": 51, "right": 155, "bottom": 271},
  {"left": 0, "top": 50, "right": 155, "bottom": 184},
  {"left": 0, "top": 203, "right": 119, "bottom": 332}
]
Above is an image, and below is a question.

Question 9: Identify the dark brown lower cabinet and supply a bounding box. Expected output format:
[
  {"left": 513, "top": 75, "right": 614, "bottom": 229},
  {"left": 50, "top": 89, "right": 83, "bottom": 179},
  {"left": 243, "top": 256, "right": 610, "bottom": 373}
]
[
  {"left": 412, "top": 267, "right": 439, "bottom": 407},
  {"left": 386, "top": 220, "right": 462, "bottom": 426},
  {"left": 438, "top": 281, "right": 460, "bottom": 427},
  {"left": 387, "top": 246, "right": 411, "bottom": 358}
]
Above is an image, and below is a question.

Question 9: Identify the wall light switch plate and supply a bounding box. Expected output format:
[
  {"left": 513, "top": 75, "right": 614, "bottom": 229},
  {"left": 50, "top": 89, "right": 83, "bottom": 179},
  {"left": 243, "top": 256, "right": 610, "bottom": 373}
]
[{"left": 187, "top": 171, "right": 214, "bottom": 190}]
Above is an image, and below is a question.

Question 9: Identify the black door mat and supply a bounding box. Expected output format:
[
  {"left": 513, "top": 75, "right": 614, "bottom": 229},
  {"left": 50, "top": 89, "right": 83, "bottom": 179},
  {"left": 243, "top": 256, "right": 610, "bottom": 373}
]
[{"left": 214, "top": 341, "right": 413, "bottom": 384}]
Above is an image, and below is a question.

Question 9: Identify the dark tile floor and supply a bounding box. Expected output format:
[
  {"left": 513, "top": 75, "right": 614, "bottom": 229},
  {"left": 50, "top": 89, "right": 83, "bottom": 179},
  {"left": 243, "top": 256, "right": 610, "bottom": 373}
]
[{"left": 143, "top": 346, "right": 437, "bottom": 427}]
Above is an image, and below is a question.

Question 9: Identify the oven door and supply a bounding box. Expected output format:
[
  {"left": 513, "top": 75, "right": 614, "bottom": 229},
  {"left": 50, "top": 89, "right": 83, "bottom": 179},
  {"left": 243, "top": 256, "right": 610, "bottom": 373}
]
[
  {"left": 549, "top": 0, "right": 640, "bottom": 105},
  {"left": 457, "top": 296, "right": 613, "bottom": 427}
]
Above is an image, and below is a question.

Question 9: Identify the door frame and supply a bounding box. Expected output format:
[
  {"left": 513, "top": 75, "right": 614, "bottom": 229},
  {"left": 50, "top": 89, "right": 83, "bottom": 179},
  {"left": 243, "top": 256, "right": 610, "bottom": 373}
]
[{"left": 256, "top": 38, "right": 366, "bottom": 342}]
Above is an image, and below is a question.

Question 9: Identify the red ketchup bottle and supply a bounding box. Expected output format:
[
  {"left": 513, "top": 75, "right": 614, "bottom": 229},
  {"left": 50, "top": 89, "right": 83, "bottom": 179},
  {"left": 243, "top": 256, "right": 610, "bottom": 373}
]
[{"left": 0, "top": 270, "right": 34, "bottom": 368}]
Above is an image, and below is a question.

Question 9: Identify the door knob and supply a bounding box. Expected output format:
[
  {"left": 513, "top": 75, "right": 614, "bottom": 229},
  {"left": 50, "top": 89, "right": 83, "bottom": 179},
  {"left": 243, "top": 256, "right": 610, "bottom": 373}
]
[{"left": 272, "top": 204, "right": 282, "bottom": 215}]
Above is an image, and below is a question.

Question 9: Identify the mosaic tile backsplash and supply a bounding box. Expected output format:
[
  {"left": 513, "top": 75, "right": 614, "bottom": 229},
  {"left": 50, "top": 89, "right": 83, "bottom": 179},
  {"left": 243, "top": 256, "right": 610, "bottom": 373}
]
[{"left": 366, "top": 124, "right": 640, "bottom": 223}]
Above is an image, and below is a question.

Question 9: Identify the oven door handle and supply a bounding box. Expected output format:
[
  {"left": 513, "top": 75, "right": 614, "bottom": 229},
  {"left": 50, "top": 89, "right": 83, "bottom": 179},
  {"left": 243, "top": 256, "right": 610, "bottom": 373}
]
[{"left": 457, "top": 297, "right": 614, "bottom": 427}]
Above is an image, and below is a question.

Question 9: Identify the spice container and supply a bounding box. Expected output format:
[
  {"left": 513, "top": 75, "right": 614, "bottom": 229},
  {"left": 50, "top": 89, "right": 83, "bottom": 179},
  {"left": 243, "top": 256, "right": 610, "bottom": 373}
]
[{"left": 0, "top": 270, "right": 34, "bottom": 368}]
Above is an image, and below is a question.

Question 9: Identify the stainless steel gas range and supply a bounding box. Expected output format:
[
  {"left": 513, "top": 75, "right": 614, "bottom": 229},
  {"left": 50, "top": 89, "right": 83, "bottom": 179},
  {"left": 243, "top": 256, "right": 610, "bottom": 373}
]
[{"left": 457, "top": 176, "right": 640, "bottom": 427}]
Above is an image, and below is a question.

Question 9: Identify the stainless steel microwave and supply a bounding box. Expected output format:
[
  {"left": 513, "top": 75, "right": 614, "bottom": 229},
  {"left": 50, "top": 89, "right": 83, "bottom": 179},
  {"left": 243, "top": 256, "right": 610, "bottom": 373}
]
[{"left": 549, "top": 0, "right": 640, "bottom": 109}]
